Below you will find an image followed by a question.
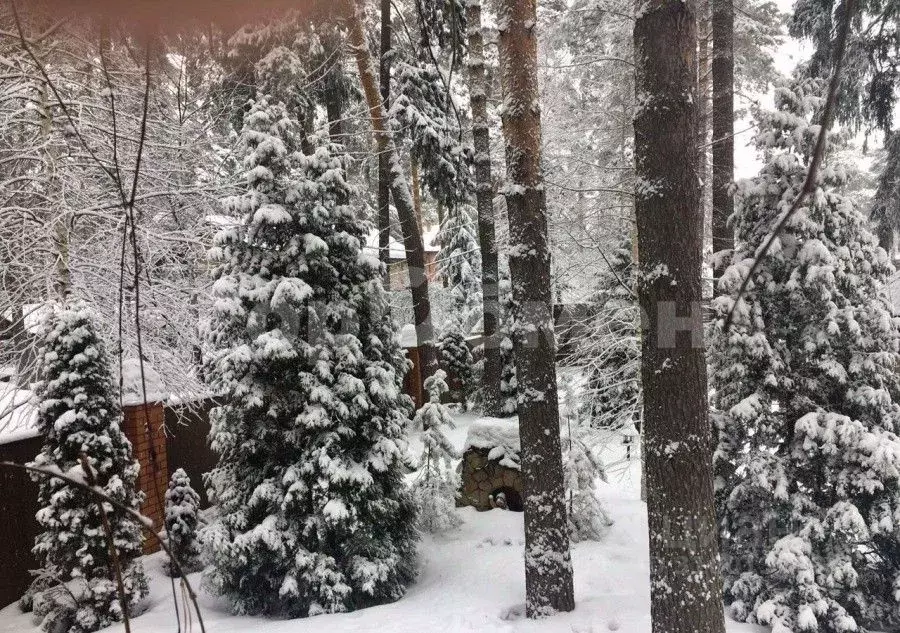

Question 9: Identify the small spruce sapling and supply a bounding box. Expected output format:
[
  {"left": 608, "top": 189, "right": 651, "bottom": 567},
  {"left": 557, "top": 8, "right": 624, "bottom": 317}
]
[
  {"left": 583, "top": 237, "right": 641, "bottom": 434},
  {"left": 438, "top": 326, "right": 476, "bottom": 405},
  {"left": 563, "top": 430, "right": 612, "bottom": 542},
  {"left": 410, "top": 370, "right": 462, "bottom": 533},
  {"left": 559, "top": 376, "right": 612, "bottom": 542},
  {"left": 163, "top": 469, "right": 203, "bottom": 576}
]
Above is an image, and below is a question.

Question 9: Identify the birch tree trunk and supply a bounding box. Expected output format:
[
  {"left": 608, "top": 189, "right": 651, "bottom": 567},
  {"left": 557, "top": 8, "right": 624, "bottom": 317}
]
[
  {"left": 466, "top": 0, "right": 502, "bottom": 417},
  {"left": 633, "top": 0, "right": 726, "bottom": 631},
  {"left": 38, "top": 78, "right": 68, "bottom": 299},
  {"left": 496, "top": 0, "right": 575, "bottom": 617},
  {"left": 711, "top": 0, "right": 735, "bottom": 282},
  {"left": 348, "top": 0, "right": 438, "bottom": 376},
  {"left": 378, "top": 0, "right": 392, "bottom": 285}
]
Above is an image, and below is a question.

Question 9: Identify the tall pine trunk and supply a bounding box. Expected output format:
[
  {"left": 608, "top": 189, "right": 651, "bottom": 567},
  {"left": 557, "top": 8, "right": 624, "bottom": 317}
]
[
  {"left": 348, "top": 0, "right": 438, "bottom": 376},
  {"left": 465, "top": 0, "right": 502, "bottom": 416},
  {"left": 633, "top": 1, "right": 725, "bottom": 632},
  {"left": 711, "top": 0, "right": 734, "bottom": 282},
  {"left": 496, "top": 0, "right": 575, "bottom": 617},
  {"left": 378, "top": 0, "right": 392, "bottom": 285},
  {"left": 872, "top": 132, "right": 900, "bottom": 254}
]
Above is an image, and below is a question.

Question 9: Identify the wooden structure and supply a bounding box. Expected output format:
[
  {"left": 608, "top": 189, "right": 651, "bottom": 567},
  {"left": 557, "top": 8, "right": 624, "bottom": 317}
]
[
  {"left": 0, "top": 434, "right": 42, "bottom": 609},
  {"left": 165, "top": 398, "right": 217, "bottom": 507},
  {"left": 0, "top": 397, "right": 195, "bottom": 607},
  {"left": 121, "top": 402, "right": 169, "bottom": 554}
]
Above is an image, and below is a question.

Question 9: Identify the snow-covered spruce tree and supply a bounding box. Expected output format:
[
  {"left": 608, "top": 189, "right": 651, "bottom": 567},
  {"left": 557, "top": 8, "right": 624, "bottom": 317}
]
[
  {"left": 581, "top": 237, "right": 641, "bottom": 432},
  {"left": 163, "top": 468, "right": 203, "bottom": 577},
  {"left": 558, "top": 375, "right": 612, "bottom": 542},
  {"left": 439, "top": 203, "right": 483, "bottom": 328},
  {"left": 202, "top": 98, "right": 417, "bottom": 618},
  {"left": 712, "top": 78, "right": 900, "bottom": 633},
  {"left": 437, "top": 204, "right": 481, "bottom": 403},
  {"left": 409, "top": 370, "right": 462, "bottom": 533},
  {"left": 437, "top": 326, "right": 475, "bottom": 404},
  {"left": 28, "top": 302, "right": 148, "bottom": 633},
  {"left": 390, "top": 58, "right": 472, "bottom": 212}
]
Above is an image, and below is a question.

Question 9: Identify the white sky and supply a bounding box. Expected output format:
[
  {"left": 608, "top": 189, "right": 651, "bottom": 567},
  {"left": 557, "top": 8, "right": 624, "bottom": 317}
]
[{"left": 734, "top": 0, "right": 809, "bottom": 178}]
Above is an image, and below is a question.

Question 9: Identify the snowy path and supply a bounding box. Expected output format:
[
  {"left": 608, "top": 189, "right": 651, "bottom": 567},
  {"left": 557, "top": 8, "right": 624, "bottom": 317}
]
[{"left": 0, "top": 414, "right": 761, "bottom": 633}]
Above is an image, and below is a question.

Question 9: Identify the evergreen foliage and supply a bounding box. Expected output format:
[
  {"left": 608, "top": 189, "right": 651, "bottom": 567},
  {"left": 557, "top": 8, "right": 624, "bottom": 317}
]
[
  {"left": 712, "top": 79, "right": 900, "bottom": 633},
  {"left": 202, "top": 98, "right": 418, "bottom": 618},
  {"left": 582, "top": 237, "right": 641, "bottom": 432},
  {"left": 437, "top": 203, "right": 481, "bottom": 403},
  {"left": 438, "top": 203, "right": 482, "bottom": 328},
  {"left": 163, "top": 468, "right": 203, "bottom": 577},
  {"left": 390, "top": 59, "right": 472, "bottom": 211},
  {"left": 409, "top": 370, "right": 462, "bottom": 533},
  {"left": 870, "top": 132, "right": 900, "bottom": 253},
  {"left": 437, "top": 327, "right": 476, "bottom": 404},
  {"left": 563, "top": 430, "right": 611, "bottom": 542},
  {"left": 791, "top": 0, "right": 900, "bottom": 131},
  {"left": 28, "top": 302, "right": 148, "bottom": 633}
]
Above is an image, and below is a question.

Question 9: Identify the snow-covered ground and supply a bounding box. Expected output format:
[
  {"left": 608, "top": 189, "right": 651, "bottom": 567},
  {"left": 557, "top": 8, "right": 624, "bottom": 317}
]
[{"left": 0, "top": 413, "right": 759, "bottom": 633}]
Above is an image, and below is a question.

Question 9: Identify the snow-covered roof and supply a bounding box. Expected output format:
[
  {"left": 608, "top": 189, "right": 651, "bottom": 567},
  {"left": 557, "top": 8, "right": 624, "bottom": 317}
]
[
  {"left": 463, "top": 416, "right": 521, "bottom": 470},
  {"left": 0, "top": 383, "right": 39, "bottom": 445},
  {"left": 365, "top": 229, "right": 406, "bottom": 260},
  {"left": 205, "top": 213, "right": 240, "bottom": 229},
  {"left": 399, "top": 324, "right": 418, "bottom": 348},
  {"left": 1, "top": 302, "right": 51, "bottom": 335},
  {"left": 364, "top": 225, "right": 441, "bottom": 261},
  {"left": 119, "top": 358, "right": 167, "bottom": 405},
  {"left": 422, "top": 225, "right": 440, "bottom": 253}
]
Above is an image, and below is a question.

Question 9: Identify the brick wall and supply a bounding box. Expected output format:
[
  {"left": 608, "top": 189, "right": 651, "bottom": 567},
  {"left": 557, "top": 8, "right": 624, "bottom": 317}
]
[{"left": 121, "top": 403, "right": 168, "bottom": 554}]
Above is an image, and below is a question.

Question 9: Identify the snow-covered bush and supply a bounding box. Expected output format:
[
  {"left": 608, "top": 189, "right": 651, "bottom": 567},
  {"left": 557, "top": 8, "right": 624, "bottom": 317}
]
[
  {"left": 27, "top": 302, "right": 147, "bottom": 633},
  {"left": 563, "top": 430, "right": 612, "bottom": 542},
  {"left": 711, "top": 78, "right": 900, "bottom": 633},
  {"left": 438, "top": 326, "right": 476, "bottom": 404},
  {"left": 202, "top": 99, "right": 417, "bottom": 618},
  {"left": 163, "top": 468, "right": 203, "bottom": 577},
  {"left": 410, "top": 370, "right": 461, "bottom": 533}
]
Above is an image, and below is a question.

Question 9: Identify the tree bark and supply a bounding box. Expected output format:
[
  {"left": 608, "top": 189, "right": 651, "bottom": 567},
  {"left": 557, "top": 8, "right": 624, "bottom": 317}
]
[
  {"left": 871, "top": 133, "right": 900, "bottom": 255},
  {"left": 411, "top": 156, "right": 424, "bottom": 235},
  {"left": 496, "top": 0, "right": 575, "bottom": 617},
  {"left": 633, "top": 1, "right": 726, "bottom": 632},
  {"left": 698, "top": 0, "right": 711, "bottom": 254},
  {"left": 348, "top": 0, "right": 439, "bottom": 377},
  {"left": 378, "top": 0, "right": 392, "bottom": 285},
  {"left": 466, "top": 0, "right": 502, "bottom": 417},
  {"left": 711, "top": 0, "right": 735, "bottom": 282}
]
